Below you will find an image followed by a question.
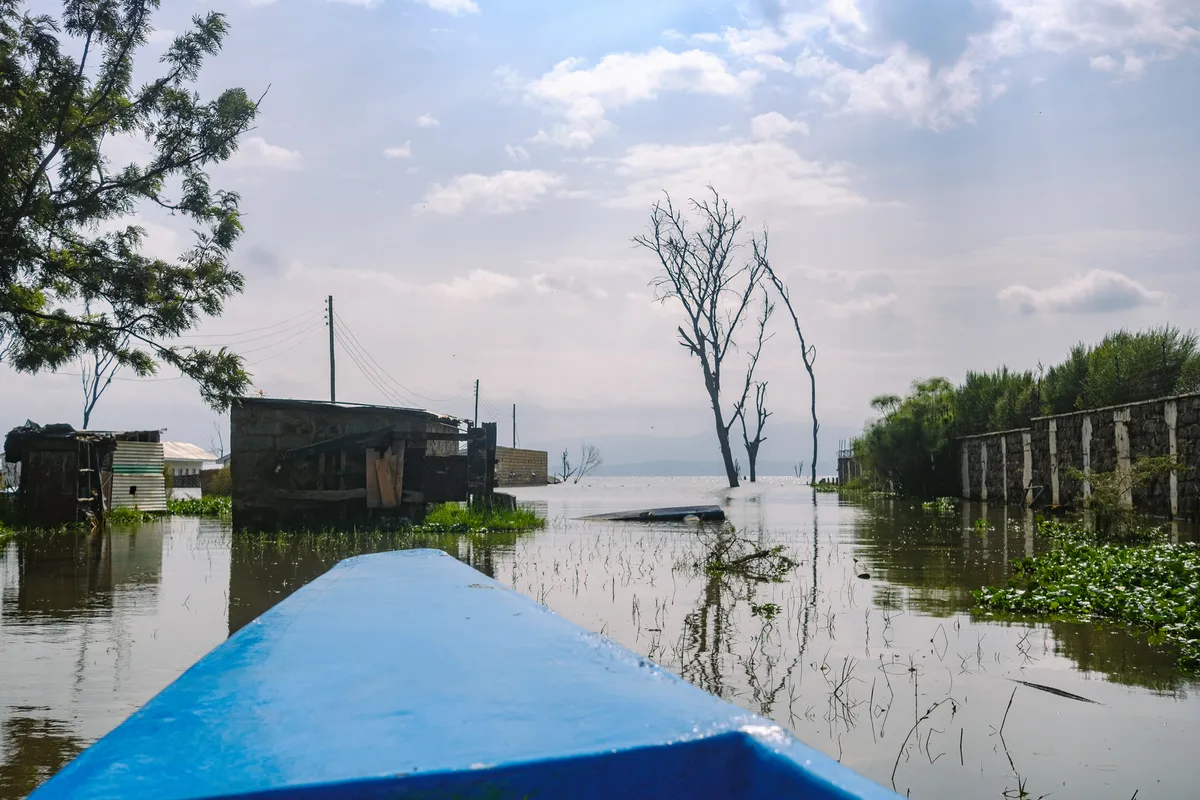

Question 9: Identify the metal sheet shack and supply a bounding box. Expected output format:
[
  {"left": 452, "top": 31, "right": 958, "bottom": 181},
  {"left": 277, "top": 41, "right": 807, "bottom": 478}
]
[
  {"left": 3, "top": 423, "right": 116, "bottom": 526},
  {"left": 231, "top": 398, "right": 497, "bottom": 531}
]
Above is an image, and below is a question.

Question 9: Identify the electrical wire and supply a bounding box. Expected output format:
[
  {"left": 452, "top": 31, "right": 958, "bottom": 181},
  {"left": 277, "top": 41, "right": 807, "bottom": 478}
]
[
  {"left": 173, "top": 306, "right": 323, "bottom": 341},
  {"left": 246, "top": 328, "right": 324, "bottom": 366},
  {"left": 332, "top": 311, "right": 473, "bottom": 406}
]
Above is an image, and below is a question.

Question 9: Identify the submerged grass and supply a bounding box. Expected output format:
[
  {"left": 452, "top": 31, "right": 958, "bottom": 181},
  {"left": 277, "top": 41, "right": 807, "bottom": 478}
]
[
  {"left": 975, "top": 519, "right": 1200, "bottom": 670},
  {"left": 421, "top": 502, "right": 545, "bottom": 533}
]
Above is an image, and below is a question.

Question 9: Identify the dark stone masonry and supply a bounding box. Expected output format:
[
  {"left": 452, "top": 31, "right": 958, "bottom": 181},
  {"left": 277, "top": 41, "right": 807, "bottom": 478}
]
[{"left": 959, "top": 393, "right": 1199, "bottom": 521}]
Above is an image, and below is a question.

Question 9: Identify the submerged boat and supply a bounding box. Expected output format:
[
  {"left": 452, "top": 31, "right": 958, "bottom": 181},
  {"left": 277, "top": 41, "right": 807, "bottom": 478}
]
[
  {"left": 580, "top": 504, "right": 727, "bottom": 522},
  {"left": 31, "top": 549, "right": 898, "bottom": 800}
]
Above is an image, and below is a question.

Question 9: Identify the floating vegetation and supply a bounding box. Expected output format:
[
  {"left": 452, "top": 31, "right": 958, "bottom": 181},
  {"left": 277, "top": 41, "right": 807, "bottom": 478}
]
[
  {"left": 921, "top": 497, "right": 957, "bottom": 514},
  {"left": 168, "top": 496, "right": 232, "bottom": 517},
  {"left": 750, "top": 602, "right": 781, "bottom": 621},
  {"left": 106, "top": 506, "right": 160, "bottom": 524},
  {"left": 812, "top": 481, "right": 840, "bottom": 494},
  {"left": 975, "top": 519, "right": 1200, "bottom": 670}
]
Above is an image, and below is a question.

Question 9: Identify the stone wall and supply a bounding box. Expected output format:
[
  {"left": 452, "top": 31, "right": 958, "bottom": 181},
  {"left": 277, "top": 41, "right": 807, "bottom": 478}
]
[
  {"left": 959, "top": 392, "right": 1200, "bottom": 520},
  {"left": 959, "top": 430, "right": 1028, "bottom": 506},
  {"left": 495, "top": 447, "right": 548, "bottom": 487}
]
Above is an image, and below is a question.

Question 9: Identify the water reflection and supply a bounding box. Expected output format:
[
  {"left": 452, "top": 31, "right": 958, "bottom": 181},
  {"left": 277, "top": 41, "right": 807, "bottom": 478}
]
[
  {"left": 227, "top": 529, "right": 524, "bottom": 635},
  {"left": 1, "top": 481, "right": 1198, "bottom": 800}
]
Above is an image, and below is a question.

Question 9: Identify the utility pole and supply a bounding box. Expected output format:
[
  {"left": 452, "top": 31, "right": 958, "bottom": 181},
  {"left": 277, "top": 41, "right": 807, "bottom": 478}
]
[
  {"left": 327, "top": 295, "right": 336, "bottom": 403},
  {"left": 512, "top": 404, "right": 516, "bottom": 448},
  {"left": 473, "top": 379, "right": 479, "bottom": 428}
]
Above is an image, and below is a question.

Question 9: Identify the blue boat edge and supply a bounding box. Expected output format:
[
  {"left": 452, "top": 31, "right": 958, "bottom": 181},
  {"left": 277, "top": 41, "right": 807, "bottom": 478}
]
[{"left": 30, "top": 548, "right": 901, "bottom": 800}]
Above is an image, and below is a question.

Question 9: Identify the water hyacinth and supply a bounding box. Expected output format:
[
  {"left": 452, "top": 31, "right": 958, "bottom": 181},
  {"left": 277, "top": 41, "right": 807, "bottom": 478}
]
[{"left": 975, "top": 521, "right": 1200, "bottom": 669}]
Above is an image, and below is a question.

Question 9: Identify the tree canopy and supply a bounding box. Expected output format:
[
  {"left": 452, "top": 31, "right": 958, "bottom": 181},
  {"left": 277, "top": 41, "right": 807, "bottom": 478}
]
[{"left": 1, "top": 0, "right": 259, "bottom": 409}]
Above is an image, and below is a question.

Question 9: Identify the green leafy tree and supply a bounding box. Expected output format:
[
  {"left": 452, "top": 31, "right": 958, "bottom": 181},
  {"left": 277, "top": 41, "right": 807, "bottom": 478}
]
[
  {"left": 1, "top": 0, "right": 260, "bottom": 409},
  {"left": 857, "top": 377, "right": 958, "bottom": 497}
]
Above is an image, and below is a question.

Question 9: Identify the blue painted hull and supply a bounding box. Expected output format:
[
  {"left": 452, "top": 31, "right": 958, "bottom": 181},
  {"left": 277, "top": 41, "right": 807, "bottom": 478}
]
[{"left": 30, "top": 549, "right": 900, "bottom": 800}]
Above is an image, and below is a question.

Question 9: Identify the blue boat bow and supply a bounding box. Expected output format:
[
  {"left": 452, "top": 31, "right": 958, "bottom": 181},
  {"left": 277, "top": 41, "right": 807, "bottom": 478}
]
[{"left": 31, "top": 549, "right": 900, "bottom": 799}]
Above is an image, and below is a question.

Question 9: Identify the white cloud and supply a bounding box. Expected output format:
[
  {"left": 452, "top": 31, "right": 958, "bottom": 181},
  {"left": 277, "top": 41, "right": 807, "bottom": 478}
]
[
  {"left": 434, "top": 270, "right": 519, "bottom": 300},
  {"left": 998, "top": 269, "right": 1165, "bottom": 314},
  {"left": 416, "top": 170, "right": 564, "bottom": 215},
  {"left": 383, "top": 141, "right": 413, "bottom": 158},
  {"left": 526, "top": 47, "right": 762, "bottom": 149},
  {"left": 716, "top": 0, "right": 1200, "bottom": 130},
  {"left": 750, "top": 111, "right": 809, "bottom": 140},
  {"left": 412, "top": 0, "right": 479, "bottom": 15},
  {"left": 823, "top": 293, "right": 898, "bottom": 319},
  {"left": 227, "top": 136, "right": 303, "bottom": 170},
  {"left": 416, "top": 113, "right": 440, "bottom": 127},
  {"left": 1090, "top": 50, "right": 1150, "bottom": 77},
  {"left": 610, "top": 137, "right": 866, "bottom": 211},
  {"left": 505, "top": 143, "right": 530, "bottom": 162}
]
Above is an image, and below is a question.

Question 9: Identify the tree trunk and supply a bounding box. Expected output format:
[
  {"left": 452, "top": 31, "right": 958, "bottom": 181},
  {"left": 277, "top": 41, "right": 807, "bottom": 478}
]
[
  {"left": 747, "top": 441, "right": 759, "bottom": 482},
  {"left": 710, "top": 392, "right": 739, "bottom": 488}
]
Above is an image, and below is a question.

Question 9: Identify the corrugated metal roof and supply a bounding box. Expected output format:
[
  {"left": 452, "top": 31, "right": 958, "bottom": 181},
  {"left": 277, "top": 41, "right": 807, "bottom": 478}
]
[{"left": 163, "top": 442, "right": 218, "bottom": 462}]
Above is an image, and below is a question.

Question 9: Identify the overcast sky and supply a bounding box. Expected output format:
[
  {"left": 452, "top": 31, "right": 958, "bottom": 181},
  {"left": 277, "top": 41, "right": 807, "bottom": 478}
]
[{"left": 2, "top": 0, "right": 1197, "bottom": 468}]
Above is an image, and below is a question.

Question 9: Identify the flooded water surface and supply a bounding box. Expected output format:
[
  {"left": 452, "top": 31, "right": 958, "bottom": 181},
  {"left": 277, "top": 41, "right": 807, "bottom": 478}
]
[{"left": 2, "top": 478, "right": 1198, "bottom": 798}]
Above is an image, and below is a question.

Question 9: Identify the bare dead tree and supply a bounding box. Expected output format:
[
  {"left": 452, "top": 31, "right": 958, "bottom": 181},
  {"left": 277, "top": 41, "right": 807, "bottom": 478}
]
[
  {"left": 208, "top": 419, "right": 227, "bottom": 459},
  {"left": 574, "top": 444, "right": 603, "bottom": 483},
  {"left": 755, "top": 235, "right": 819, "bottom": 488},
  {"left": 733, "top": 288, "right": 774, "bottom": 482},
  {"left": 635, "top": 187, "right": 765, "bottom": 488},
  {"left": 559, "top": 448, "right": 574, "bottom": 482},
  {"left": 80, "top": 336, "right": 129, "bottom": 429}
]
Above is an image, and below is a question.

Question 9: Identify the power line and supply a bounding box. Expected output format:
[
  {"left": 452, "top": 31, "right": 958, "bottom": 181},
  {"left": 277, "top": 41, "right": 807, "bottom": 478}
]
[
  {"left": 173, "top": 306, "right": 323, "bottom": 341},
  {"left": 246, "top": 329, "right": 324, "bottom": 366},
  {"left": 332, "top": 311, "right": 473, "bottom": 406}
]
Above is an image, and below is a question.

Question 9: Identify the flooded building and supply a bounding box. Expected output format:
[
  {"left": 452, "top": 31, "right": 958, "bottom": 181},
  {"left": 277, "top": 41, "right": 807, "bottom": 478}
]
[
  {"left": 230, "top": 398, "right": 497, "bottom": 531},
  {"left": 3, "top": 424, "right": 116, "bottom": 527}
]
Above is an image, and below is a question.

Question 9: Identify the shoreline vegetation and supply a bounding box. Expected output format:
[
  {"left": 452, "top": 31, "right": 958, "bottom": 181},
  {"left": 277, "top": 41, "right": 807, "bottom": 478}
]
[
  {"left": 0, "top": 498, "right": 544, "bottom": 539},
  {"left": 853, "top": 326, "right": 1200, "bottom": 498}
]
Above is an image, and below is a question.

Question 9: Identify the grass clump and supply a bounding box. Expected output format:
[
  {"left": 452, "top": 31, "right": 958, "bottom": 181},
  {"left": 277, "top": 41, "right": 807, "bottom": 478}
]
[
  {"left": 168, "top": 496, "right": 232, "bottom": 517},
  {"left": 975, "top": 519, "right": 1200, "bottom": 670},
  {"left": 421, "top": 502, "right": 544, "bottom": 533}
]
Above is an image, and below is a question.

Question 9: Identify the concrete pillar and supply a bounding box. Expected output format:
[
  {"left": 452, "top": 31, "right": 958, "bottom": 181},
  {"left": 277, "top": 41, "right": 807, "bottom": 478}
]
[
  {"left": 980, "top": 442, "right": 989, "bottom": 503},
  {"left": 1166, "top": 400, "right": 1179, "bottom": 519},
  {"left": 1115, "top": 408, "right": 1132, "bottom": 509},
  {"left": 1000, "top": 435, "right": 1008, "bottom": 505},
  {"left": 1081, "top": 415, "right": 1092, "bottom": 504},
  {"left": 1024, "top": 507, "right": 1035, "bottom": 557},
  {"left": 1049, "top": 419, "right": 1060, "bottom": 507},
  {"left": 1022, "top": 431, "right": 1033, "bottom": 507},
  {"left": 961, "top": 441, "right": 971, "bottom": 500}
]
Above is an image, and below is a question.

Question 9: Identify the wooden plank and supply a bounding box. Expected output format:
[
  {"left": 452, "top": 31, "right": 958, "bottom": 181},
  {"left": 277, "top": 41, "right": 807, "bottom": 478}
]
[
  {"left": 276, "top": 489, "right": 367, "bottom": 502},
  {"left": 365, "top": 448, "right": 381, "bottom": 509},
  {"left": 376, "top": 454, "right": 398, "bottom": 508},
  {"left": 391, "top": 441, "right": 406, "bottom": 504}
]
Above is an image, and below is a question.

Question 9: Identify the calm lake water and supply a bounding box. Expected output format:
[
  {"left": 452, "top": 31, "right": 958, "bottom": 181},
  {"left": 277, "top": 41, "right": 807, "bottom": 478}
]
[{"left": 2, "top": 477, "right": 1198, "bottom": 798}]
